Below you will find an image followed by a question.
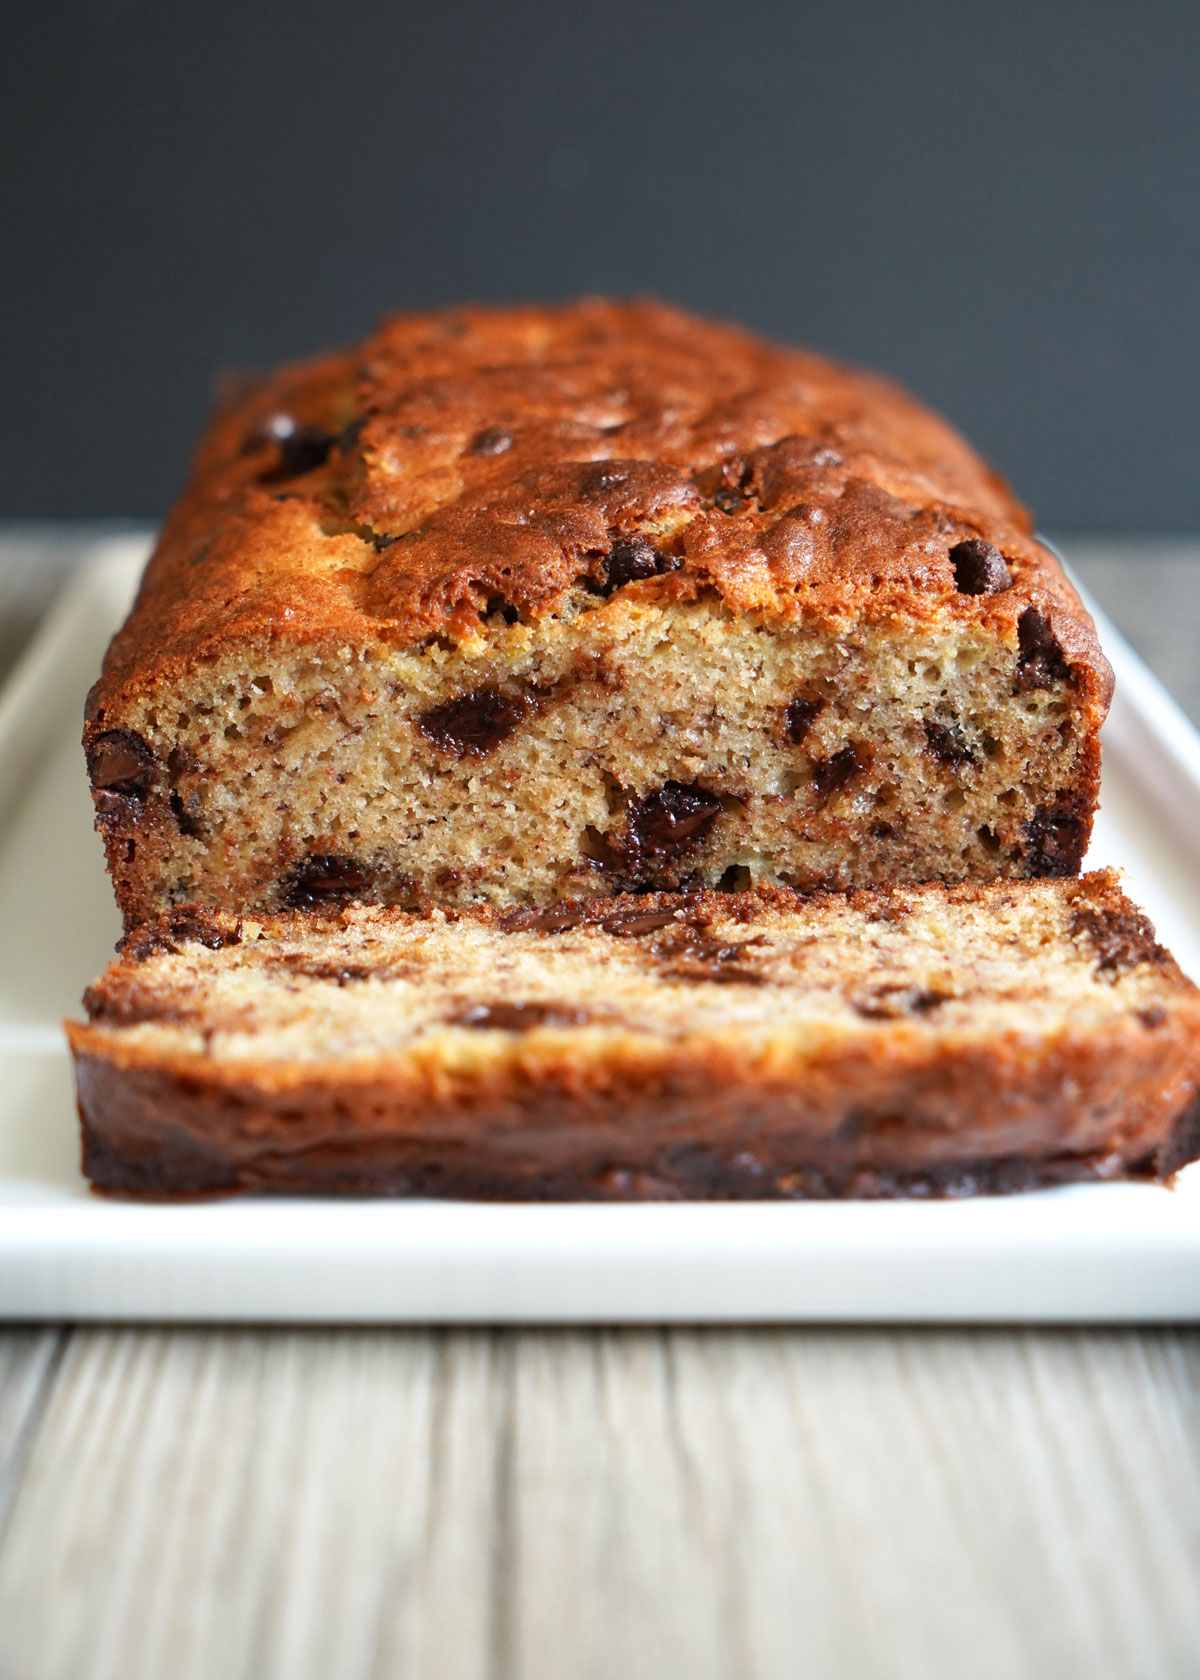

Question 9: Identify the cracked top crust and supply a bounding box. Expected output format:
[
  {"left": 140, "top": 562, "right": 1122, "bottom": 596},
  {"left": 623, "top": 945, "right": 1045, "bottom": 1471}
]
[{"left": 86, "top": 297, "right": 1112, "bottom": 715}]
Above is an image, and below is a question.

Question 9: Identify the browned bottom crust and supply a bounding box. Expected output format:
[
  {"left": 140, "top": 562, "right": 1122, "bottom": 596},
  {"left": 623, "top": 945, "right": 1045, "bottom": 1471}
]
[{"left": 76, "top": 1056, "right": 1200, "bottom": 1203}]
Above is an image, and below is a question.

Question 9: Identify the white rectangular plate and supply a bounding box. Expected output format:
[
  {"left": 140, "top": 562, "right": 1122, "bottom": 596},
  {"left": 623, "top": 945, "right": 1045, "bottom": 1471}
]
[{"left": 1, "top": 538, "right": 1198, "bottom": 1322}]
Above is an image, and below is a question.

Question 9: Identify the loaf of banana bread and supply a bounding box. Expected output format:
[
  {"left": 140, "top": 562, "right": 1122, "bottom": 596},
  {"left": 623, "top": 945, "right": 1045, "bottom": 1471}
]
[
  {"left": 68, "top": 872, "right": 1200, "bottom": 1200},
  {"left": 84, "top": 300, "right": 1112, "bottom": 928}
]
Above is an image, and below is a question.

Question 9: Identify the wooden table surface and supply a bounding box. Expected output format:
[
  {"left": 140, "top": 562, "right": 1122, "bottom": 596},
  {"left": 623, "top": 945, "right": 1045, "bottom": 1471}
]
[{"left": 1, "top": 531, "right": 1197, "bottom": 1680}]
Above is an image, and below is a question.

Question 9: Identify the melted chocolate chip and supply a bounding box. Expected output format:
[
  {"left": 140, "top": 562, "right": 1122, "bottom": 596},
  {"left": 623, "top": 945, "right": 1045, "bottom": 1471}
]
[
  {"left": 417, "top": 686, "right": 535, "bottom": 757},
  {"left": 118, "top": 907, "right": 242, "bottom": 961},
  {"left": 949, "top": 539, "right": 1013, "bottom": 595},
  {"left": 653, "top": 929, "right": 767, "bottom": 984},
  {"left": 600, "top": 535, "right": 680, "bottom": 593},
  {"left": 285, "top": 855, "right": 373, "bottom": 908},
  {"left": 603, "top": 908, "right": 682, "bottom": 937},
  {"left": 666, "top": 964, "right": 766, "bottom": 986},
  {"left": 498, "top": 902, "right": 594, "bottom": 934},
  {"left": 1023, "top": 802, "right": 1085, "bottom": 877},
  {"left": 581, "top": 463, "right": 630, "bottom": 496},
  {"left": 621, "top": 782, "right": 722, "bottom": 869},
  {"left": 784, "top": 695, "right": 825, "bottom": 745},
  {"left": 497, "top": 901, "right": 692, "bottom": 938},
  {"left": 452, "top": 1001, "right": 591, "bottom": 1031},
  {"left": 924, "top": 720, "right": 975, "bottom": 769},
  {"left": 811, "top": 747, "right": 861, "bottom": 803},
  {"left": 606, "top": 535, "right": 659, "bottom": 587},
  {"left": 656, "top": 930, "right": 763, "bottom": 964},
  {"left": 283, "top": 957, "right": 376, "bottom": 985},
  {"left": 853, "top": 985, "right": 950, "bottom": 1020},
  {"left": 87, "top": 731, "right": 158, "bottom": 798},
  {"left": 469, "top": 426, "right": 513, "bottom": 457},
  {"left": 701, "top": 457, "right": 758, "bottom": 515},
  {"left": 260, "top": 417, "right": 337, "bottom": 482},
  {"left": 1072, "top": 905, "right": 1166, "bottom": 972},
  {"left": 1016, "top": 606, "right": 1070, "bottom": 692}
]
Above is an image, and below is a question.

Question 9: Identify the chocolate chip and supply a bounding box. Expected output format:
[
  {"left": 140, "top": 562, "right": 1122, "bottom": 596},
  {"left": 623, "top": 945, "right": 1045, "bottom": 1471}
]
[
  {"left": 602, "top": 908, "right": 682, "bottom": 937},
  {"left": 924, "top": 719, "right": 975, "bottom": 769},
  {"left": 452, "top": 1001, "right": 591, "bottom": 1031},
  {"left": 118, "top": 907, "right": 242, "bottom": 961},
  {"left": 1016, "top": 606, "right": 1070, "bottom": 691},
  {"left": 666, "top": 964, "right": 766, "bottom": 986},
  {"left": 499, "top": 901, "right": 692, "bottom": 938},
  {"left": 700, "top": 457, "right": 757, "bottom": 514},
  {"left": 1138, "top": 1006, "right": 1167, "bottom": 1029},
  {"left": 621, "top": 782, "right": 722, "bottom": 870},
  {"left": 498, "top": 902, "right": 594, "bottom": 934},
  {"left": 606, "top": 535, "right": 659, "bottom": 586},
  {"left": 260, "top": 416, "right": 337, "bottom": 482},
  {"left": 469, "top": 426, "right": 513, "bottom": 457},
  {"left": 949, "top": 539, "right": 1013, "bottom": 595},
  {"left": 784, "top": 695, "right": 825, "bottom": 745},
  {"left": 600, "top": 535, "right": 680, "bottom": 593},
  {"left": 417, "top": 686, "right": 535, "bottom": 757},
  {"left": 1072, "top": 905, "right": 1167, "bottom": 972},
  {"left": 580, "top": 463, "right": 630, "bottom": 497},
  {"left": 656, "top": 931, "right": 766, "bottom": 981},
  {"left": 282, "top": 957, "right": 376, "bottom": 984},
  {"left": 87, "top": 731, "right": 157, "bottom": 798},
  {"left": 169, "top": 907, "right": 242, "bottom": 948},
  {"left": 285, "top": 855, "right": 373, "bottom": 908},
  {"left": 811, "top": 747, "right": 861, "bottom": 803},
  {"left": 853, "top": 985, "right": 950, "bottom": 1019},
  {"left": 1023, "top": 802, "right": 1085, "bottom": 877}
]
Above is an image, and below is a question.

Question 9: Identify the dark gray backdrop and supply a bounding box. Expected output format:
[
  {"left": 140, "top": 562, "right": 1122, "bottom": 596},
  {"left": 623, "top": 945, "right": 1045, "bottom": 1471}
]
[{"left": 3, "top": 0, "right": 1196, "bottom": 527}]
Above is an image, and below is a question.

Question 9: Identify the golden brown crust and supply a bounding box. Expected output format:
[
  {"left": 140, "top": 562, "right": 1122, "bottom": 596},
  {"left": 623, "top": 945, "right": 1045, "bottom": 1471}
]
[
  {"left": 70, "top": 1051, "right": 1200, "bottom": 1202},
  {"left": 84, "top": 297, "right": 1112, "bottom": 721},
  {"left": 67, "top": 875, "right": 1200, "bottom": 1200}
]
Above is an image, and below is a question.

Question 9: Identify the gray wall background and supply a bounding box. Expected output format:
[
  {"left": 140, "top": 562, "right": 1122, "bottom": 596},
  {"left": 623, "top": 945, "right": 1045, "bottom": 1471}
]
[{"left": 3, "top": 0, "right": 1196, "bottom": 528}]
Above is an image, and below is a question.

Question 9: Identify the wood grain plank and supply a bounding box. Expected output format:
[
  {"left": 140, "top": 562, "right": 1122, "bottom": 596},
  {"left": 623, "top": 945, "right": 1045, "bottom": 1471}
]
[
  {"left": 0, "top": 1328, "right": 66, "bottom": 1539},
  {"left": 0, "top": 1327, "right": 517, "bottom": 1680},
  {"left": 1, "top": 1327, "right": 1196, "bottom": 1680},
  {"left": 507, "top": 1328, "right": 1200, "bottom": 1680}
]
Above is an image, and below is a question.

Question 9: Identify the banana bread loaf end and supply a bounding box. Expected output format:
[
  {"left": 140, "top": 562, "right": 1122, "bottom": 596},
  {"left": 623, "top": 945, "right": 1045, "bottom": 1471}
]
[{"left": 85, "top": 300, "right": 1112, "bottom": 927}]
